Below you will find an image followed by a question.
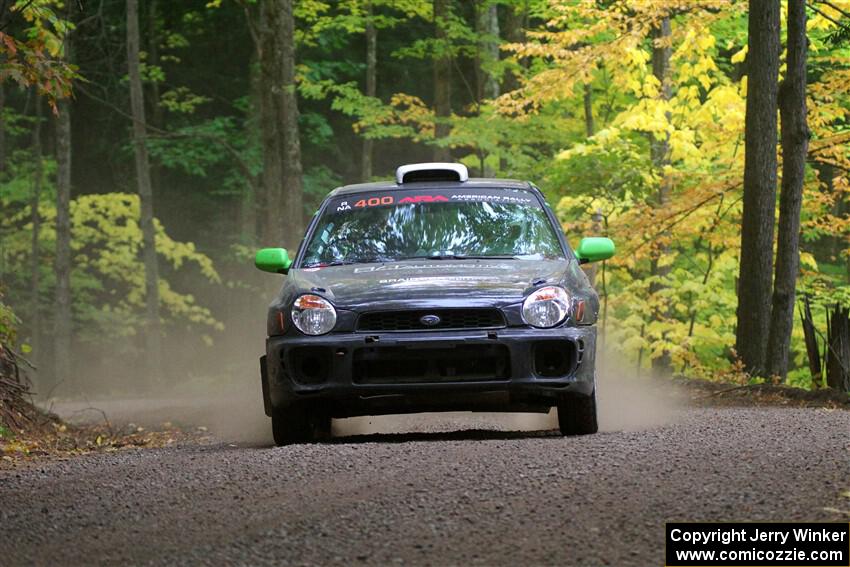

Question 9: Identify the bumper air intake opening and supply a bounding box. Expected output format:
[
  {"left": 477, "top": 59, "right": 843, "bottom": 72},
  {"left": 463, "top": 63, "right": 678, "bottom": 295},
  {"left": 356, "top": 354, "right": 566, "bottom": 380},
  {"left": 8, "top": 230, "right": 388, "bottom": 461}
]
[
  {"left": 352, "top": 344, "right": 510, "bottom": 384},
  {"left": 533, "top": 341, "right": 576, "bottom": 378},
  {"left": 288, "top": 346, "right": 332, "bottom": 385}
]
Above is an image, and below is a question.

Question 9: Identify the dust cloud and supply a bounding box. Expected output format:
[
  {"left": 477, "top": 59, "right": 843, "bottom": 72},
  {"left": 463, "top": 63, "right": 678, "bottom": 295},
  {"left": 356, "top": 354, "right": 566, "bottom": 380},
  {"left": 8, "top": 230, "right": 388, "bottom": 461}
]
[
  {"left": 37, "top": 276, "right": 278, "bottom": 446},
  {"left": 594, "top": 356, "right": 683, "bottom": 431},
  {"left": 332, "top": 353, "right": 682, "bottom": 438},
  {"left": 44, "top": 299, "right": 680, "bottom": 444},
  {"left": 50, "top": 365, "right": 274, "bottom": 445}
]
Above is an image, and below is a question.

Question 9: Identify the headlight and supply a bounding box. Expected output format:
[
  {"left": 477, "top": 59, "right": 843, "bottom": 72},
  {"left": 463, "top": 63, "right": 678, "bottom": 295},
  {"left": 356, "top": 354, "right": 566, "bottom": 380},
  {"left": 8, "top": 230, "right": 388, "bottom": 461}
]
[
  {"left": 291, "top": 294, "right": 337, "bottom": 335},
  {"left": 522, "top": 286, "right": 570, "bottom": 328}
]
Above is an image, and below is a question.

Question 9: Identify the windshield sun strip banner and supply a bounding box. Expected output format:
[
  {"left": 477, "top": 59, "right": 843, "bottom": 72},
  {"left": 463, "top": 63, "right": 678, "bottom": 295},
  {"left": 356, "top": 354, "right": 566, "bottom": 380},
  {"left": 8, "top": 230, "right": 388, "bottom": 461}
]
[{"left": 329, "top": 188, "right": 541, "bottom": 213}]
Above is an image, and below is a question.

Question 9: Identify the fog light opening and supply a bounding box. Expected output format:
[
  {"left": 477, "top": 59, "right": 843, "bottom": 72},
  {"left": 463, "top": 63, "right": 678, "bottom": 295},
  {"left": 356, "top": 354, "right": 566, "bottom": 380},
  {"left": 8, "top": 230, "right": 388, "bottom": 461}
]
[
  {"left": 533, "top": 342, "right": 573, "bottom": 378},
  {"left": 300, "top": 356, "right": 323, "bottom": 380},
  {"left": 290, "top": 347, "right": 332, "bottom": 385}
]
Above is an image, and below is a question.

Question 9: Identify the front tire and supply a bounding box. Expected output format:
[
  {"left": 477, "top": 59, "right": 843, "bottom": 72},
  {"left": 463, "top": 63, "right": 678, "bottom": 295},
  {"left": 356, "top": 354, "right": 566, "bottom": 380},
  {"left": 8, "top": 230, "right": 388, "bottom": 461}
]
[
  {"left": 271, "top": 405, "right": 332, "bottom": 446},
  {"left": 557, "top": 390, "right": 598, "bottom": 436}
]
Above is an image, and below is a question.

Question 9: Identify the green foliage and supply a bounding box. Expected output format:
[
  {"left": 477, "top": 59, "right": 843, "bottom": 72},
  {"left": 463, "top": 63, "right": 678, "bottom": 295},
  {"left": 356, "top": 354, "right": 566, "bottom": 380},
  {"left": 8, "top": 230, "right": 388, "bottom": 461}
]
[
  {"left": 159, "top": 87, "right": 210, "bottom": 114},
  {"left": 0, "top": 295, "right": 19, "bottom": 348},
  {"left": 295, "top": 0, "right": 432, "bottom": 46},
  {"left": 0, "top": 185, "right": 223, "bottom": 344},
  {"left": 147, "top": 117, "right": 243, "bottom": 178}
]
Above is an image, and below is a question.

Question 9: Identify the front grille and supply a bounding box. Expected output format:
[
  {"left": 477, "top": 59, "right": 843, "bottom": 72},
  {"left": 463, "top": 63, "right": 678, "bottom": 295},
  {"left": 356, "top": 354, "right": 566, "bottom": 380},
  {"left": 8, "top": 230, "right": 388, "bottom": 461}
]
[
  {"left": 353, "top": 344, "right": 510, "bottom": 384},
  {"left": 357, "top": 308, "right": 505, "bottom": 332}
]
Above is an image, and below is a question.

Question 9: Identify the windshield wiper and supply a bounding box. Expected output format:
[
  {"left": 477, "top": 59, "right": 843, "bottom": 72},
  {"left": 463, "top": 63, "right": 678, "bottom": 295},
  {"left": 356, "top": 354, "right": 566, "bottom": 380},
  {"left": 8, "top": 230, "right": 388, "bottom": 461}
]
[
  {"left": 396, "top": 254, "right": 519, "bottom": 261},
  {"left": 302, "top": 259, "right": 363, "bottom": 268},
  {"left": 452, "top": 254, "right": 519, "bottom": 260},
  {"left": 306, "top": 254, "right": 526, "bottom": 266}
]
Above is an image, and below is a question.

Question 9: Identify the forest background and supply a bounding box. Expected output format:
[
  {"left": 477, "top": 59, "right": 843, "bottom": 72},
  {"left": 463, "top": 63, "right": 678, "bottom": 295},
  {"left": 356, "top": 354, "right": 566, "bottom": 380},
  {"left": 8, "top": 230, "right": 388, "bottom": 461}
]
[{"left": 1, "top": 0, "right": 849, "bottom": 399}]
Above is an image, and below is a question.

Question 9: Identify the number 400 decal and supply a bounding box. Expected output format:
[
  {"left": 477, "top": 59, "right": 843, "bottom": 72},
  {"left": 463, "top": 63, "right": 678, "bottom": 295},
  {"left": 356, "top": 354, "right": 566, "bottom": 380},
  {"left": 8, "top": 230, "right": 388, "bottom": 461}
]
[
  {"left": 353, "top": 194, "right": 451, "bottom": 208},
  {"left": 354, "top": 196, "right": 394, "bottom": 208}
]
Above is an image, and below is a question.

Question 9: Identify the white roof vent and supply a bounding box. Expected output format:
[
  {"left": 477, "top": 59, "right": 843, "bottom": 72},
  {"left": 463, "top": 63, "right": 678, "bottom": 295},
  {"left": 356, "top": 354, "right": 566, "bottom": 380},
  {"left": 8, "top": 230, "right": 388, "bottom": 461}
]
[{"left": 395, "top": 162, "right": 469, "bottom": 184}]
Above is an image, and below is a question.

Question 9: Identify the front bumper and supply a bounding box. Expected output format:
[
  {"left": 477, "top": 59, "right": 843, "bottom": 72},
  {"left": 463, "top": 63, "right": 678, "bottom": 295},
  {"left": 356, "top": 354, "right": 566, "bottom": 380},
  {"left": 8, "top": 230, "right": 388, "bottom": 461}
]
[{"left": 262, "top": 326, "right": 597, "bottom": 418}]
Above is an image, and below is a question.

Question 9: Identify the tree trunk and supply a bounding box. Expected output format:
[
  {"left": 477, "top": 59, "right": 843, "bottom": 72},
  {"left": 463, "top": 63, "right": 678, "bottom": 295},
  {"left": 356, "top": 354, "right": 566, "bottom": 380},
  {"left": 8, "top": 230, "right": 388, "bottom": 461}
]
[
  {"left": 586, "top": 209, "right": 602, "bottom": 287},
  {"left": 500, "top": 1, "right": 526, "bottom": 172},
  {"left": 583, "top": 83, "right": 594, "bottom": 138},
  {"left": 826, "top": 306, "right": 850, "bottom": 392},
  {"left": 0, "top": 83, "right": 5, "bottom": 174},
  {"left": 766, "top": 0, "right": 808, "bottom": 379},
  {"left": 28, "top": 94, "right": 43, "bottom": 375},
  {"left": 242, "top": 1, "right": 266, "bottom": 246},
  {"left": 649, "top": 17, "right": 672, "bottom": 374},
  {"left": 475, "top": 1, "right": 499, "bottom": 102},
  {"left": 816, "top": 160, "right": 841, "bottom": 271},
  {"left": 799, "top": 296, "right": 821, "bottom": 387},
  {"left": 432, "top": 0, "right": 451, "bottom": 161},
  {"left": 361, "top": 1, "right": 376, "bottom": 182},
  {"left": 259, "top": 0, "right": 284, "bottom": 245},
  {"left": 280, "top": 0, "right": 304, "bottom": 250},
  {"left": 736, "top": 0, "right": 780, "bottom": 376},
  {"left": 501, "top": 1, "right": 526, "bottom": 94},
  {"left": 241, "top": 47, "right": 261, "bottom": 245},
  {"left": 54, "top": 71, "right": 73, "bottom": 392},
  {"left": 127, "top": 0, "right": 162, "bottom": 378},
  {"left": 147, "top": 0, "right": 163, "bottom": 195},
  {"left": 475, "top": 1, "right": 499, "bottom": 176}
]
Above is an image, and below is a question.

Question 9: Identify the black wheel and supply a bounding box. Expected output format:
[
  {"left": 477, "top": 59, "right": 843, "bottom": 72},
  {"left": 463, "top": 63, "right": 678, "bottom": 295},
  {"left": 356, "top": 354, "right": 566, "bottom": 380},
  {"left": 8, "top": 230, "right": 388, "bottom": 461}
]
[
  {"left": 310, "top": 411, "right": 333, "bottom": 441},
  {"left": 271, "top": 405, "right": 311, "bottom": 445},
  {"left": 271, "top": 405, "right": 332, "bottom": 446},
  {"left": 557, "top": 390, "right": 598, "bottom": 436}
]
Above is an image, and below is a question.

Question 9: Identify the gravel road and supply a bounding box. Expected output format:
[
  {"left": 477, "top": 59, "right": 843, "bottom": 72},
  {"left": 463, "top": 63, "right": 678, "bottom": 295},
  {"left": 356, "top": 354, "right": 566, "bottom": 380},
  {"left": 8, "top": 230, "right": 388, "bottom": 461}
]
[{"left": 1, "top": 406, "right": 848, "bottom": 566}]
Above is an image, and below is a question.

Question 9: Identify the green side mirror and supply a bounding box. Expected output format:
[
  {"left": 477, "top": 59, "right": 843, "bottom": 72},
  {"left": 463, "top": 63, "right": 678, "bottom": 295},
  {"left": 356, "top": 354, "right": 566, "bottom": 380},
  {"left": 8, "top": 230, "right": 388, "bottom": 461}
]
[
  {"left": 255, "top": 248, "right": 293, "bottom": 274},
  {"left": 575, "top": 237, "right": 615, "bottom": 264}
]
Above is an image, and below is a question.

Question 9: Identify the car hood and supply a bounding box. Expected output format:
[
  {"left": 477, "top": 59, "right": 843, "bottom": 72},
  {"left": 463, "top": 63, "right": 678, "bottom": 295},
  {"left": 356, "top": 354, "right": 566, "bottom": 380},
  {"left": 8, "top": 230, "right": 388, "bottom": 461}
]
[{"left": 284, "top": 258, "right": 579, "bottom": 311}]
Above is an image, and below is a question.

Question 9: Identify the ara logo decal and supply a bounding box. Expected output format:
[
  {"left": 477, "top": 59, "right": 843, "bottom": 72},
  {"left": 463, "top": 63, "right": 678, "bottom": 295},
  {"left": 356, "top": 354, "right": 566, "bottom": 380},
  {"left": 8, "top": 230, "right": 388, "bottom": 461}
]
[
  {"left": 398, "top": 195, "right": 449, "bottom": 204},
  {"left": 336, "top": 200, "right": 352, "bottom": 212}
]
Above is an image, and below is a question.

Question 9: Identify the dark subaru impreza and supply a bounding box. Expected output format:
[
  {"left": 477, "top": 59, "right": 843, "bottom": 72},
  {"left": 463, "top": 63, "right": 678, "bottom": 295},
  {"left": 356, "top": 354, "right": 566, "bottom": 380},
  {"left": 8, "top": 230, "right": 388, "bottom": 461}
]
[{"left": 255, "top": 163, "right": 614, "bottom": 445}]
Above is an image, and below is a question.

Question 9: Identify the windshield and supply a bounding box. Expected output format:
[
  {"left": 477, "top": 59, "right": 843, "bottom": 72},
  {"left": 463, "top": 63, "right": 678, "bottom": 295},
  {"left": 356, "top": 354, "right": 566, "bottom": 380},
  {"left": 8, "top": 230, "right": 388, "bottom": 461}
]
[{"left": 301, "top": 188, "right": 565, "bottom": 267}]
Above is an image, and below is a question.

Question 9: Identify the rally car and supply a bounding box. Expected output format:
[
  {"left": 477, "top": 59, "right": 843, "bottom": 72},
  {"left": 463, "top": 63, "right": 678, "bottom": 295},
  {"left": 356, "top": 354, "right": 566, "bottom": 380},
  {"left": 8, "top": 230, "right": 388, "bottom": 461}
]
[{"left": 255, "top": 163, "right": 615, "bottom": 445}]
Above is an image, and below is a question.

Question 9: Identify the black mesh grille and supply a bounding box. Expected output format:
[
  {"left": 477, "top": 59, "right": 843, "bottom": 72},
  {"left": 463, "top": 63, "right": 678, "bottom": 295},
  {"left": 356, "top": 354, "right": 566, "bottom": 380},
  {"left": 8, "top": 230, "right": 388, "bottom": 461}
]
[
  {"left": 357, "top": 309, "right": 505, "bottom": 332},
  {"left": 353, "top": 344, "right": 510, "bottom": 384}
]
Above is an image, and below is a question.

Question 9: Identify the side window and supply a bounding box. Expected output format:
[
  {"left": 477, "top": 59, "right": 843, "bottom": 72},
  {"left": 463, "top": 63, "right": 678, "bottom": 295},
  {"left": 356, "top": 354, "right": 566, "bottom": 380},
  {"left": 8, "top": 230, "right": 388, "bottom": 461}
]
[
  {"left": 303, "top": 222, "right": 333, "bottom": 264},
  {"left": 296, "top": 207, "right": 327, "bottom": 264}
]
